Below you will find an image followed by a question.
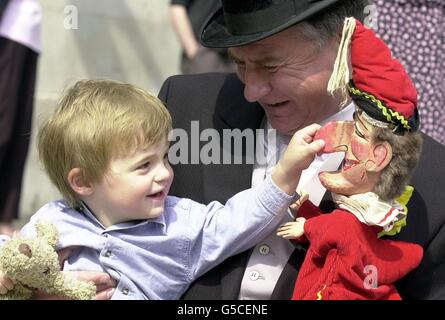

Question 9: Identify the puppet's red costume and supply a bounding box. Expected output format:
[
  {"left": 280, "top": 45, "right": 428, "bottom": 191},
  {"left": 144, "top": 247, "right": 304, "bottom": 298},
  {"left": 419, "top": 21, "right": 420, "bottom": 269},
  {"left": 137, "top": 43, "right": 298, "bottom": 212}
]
[{"left": 291, "top": 201, "right": 423, "bottom": 300}]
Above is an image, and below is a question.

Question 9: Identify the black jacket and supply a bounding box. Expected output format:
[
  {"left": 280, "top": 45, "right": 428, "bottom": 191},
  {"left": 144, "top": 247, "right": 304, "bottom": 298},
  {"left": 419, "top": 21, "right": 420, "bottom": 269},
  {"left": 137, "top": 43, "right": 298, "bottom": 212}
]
[
  {"left": 159, "top": 72, "right": 445, "bottom": 300},
  {"left": 0, "top": 0, "right": 10, "bottom": 21}
]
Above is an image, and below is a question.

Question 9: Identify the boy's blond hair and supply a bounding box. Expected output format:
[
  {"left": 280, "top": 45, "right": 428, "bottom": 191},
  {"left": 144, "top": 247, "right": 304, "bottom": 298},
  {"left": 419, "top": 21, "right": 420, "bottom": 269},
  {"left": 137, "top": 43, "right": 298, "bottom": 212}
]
[{"left": 38, "top": 79, "right": 172, "bottom": 207}]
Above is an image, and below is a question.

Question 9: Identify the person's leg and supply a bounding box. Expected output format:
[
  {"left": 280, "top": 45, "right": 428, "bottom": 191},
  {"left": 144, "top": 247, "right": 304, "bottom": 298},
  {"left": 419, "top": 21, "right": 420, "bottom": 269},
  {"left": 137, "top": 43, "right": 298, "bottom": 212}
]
[
  {"left": 181, "top": 47, "right": 235, "bottom": 74},
  {"left": 0, "top": 37, "right": 37, "bottom": 230}
]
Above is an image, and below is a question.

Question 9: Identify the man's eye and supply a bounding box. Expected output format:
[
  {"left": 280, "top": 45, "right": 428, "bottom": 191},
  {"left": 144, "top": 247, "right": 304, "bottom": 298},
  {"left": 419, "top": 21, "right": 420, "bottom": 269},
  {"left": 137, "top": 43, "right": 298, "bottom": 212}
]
[
  {"left": 235, "top": 62, "right": 246, "bottom": 69},
  {"left": 264, "top": 65, "right": 278, "bottom": 71}
]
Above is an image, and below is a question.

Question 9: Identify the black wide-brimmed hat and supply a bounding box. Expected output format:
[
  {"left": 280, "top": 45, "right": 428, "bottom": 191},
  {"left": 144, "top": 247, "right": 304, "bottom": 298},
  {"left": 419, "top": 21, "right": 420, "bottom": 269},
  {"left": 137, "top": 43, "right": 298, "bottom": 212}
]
[{"left": 201, "top": 0, "right": 341, "bottom": 48}]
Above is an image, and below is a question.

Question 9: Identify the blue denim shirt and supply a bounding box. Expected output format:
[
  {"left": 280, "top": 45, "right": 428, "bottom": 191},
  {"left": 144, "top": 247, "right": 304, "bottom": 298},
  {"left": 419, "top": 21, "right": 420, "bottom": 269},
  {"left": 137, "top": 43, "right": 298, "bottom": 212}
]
[{"left": 2, "top": 176, "right": 295, "bottom": 300}]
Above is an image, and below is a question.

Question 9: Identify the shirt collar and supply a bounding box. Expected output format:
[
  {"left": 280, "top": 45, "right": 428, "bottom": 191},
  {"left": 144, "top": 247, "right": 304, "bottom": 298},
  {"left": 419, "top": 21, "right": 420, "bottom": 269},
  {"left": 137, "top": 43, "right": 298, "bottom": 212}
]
[
  {"left": 78, "top": 201, "right": 167, "bottom": 233},
  {"left": 320, "top": 102, "right": 355, "bottom": 124}
]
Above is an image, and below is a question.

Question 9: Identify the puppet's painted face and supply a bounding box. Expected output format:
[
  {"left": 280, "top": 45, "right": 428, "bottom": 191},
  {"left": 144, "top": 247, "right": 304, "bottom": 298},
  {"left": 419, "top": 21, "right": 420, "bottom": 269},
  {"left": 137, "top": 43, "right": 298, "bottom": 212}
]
[{"left": 315, "top": 112, "right": 392, "bottom": 196}]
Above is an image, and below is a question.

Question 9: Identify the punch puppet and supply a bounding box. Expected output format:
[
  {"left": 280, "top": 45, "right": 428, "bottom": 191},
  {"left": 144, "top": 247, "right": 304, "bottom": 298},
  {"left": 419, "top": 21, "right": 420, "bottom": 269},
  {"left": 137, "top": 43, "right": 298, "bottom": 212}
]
[{"left": 277, "top": 18, "right": 423, "bottom": 300}]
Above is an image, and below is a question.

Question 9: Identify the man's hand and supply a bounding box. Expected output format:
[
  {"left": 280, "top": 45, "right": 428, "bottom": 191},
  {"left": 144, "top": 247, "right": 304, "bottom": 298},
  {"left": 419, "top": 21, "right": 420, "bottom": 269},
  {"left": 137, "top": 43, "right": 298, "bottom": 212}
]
[
  {"left": 32, "top": 271, "right": 116, "bottom": 300},
  {"left": 0, "top": 270, "right": 16, "bottom": 295},
  {"left": 32, "top": 247, "right": 116, "bottom": 300},
  {"left": 276, "top": 217, "right": 307, "bottom": 239}
]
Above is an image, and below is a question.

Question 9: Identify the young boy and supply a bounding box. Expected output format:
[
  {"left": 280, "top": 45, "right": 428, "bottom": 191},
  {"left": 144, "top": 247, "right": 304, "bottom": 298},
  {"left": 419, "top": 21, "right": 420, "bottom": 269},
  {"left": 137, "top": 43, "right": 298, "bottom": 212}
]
[{"left": 0, "top": 79, "right": 324, "bottom": 299}]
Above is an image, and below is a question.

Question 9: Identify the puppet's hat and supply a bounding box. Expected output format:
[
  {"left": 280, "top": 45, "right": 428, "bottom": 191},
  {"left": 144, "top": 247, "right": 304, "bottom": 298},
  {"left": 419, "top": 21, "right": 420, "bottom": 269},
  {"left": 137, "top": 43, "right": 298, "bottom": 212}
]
[{"left": 328, "top": 18, "right": 419, "bottom": 134}]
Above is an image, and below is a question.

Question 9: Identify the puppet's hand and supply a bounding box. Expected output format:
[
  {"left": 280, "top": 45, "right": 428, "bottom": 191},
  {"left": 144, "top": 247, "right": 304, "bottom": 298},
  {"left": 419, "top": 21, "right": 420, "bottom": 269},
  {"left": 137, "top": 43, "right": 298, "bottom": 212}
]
[
  {"left": 289, "top": 190, "right": 309, "bottom": 212},
  {"left": 276, "top": 217, "right": 306, "bottom": 239}
]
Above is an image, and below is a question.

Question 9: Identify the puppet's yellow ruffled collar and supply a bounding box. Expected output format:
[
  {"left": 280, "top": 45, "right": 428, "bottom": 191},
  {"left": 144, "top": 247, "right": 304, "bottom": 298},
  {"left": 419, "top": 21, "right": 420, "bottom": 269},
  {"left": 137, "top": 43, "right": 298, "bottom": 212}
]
[{"left": 332, "top": 186, "right": 414, "bottom": 237}]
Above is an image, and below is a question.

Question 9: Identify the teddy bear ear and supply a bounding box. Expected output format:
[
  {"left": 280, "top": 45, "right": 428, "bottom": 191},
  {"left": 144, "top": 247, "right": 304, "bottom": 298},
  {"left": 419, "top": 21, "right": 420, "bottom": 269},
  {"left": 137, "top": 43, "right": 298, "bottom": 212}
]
[
  {"left": 35, "top": 220, "right": 59, "bottom": 248},
  {"left": 18, "top": 243, "right": 32, "bottom": 258}
]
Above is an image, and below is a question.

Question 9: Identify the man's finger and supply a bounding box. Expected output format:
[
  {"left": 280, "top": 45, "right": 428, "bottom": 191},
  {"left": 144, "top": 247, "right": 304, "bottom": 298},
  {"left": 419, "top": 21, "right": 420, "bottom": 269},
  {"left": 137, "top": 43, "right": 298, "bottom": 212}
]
[
  {"left": 95, "top": 288, "right": 115, "bottom": 300},
  {"left": 66, "top": 271, "right": 116, "bottom": 287},
  {"left": 2, "top": 278, "right": 15, "bottom": 290},
  {"left": 57, "top": 247, "right": 77, "bottom": 268},
  {"left": 32, "top": 290, "right": 70, "bottom": 300},
  {"left": 0, "top": 283, "right": 8, "bottom": 294}
]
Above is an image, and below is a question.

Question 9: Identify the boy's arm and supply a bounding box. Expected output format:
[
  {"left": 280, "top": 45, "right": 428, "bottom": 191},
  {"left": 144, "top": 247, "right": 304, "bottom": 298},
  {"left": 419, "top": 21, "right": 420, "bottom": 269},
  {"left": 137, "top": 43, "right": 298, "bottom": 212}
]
[
  {"left": 189, "top": 124, "right": 325, "bottom": 279},
  {"left": 188, "top": 175, "right": 297, "bottom": 280}
]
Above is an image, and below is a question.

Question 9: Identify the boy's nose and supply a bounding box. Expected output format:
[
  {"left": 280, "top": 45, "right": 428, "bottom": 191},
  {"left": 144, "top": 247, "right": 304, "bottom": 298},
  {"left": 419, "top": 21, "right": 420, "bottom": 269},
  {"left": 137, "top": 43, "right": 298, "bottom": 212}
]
[{"left": 154, "top": 163, "right": 172, "bottom": 182}]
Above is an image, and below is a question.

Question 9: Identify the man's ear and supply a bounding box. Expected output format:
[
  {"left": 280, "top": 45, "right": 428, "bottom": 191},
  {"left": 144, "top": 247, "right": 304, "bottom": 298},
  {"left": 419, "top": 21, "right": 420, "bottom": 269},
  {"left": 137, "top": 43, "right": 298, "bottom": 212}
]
[
  {"left": 366, "top": 142, "right": 392, "bottom": 172},
  {"left": 67, "top": 168, "right": 94, "bottom": 196}
]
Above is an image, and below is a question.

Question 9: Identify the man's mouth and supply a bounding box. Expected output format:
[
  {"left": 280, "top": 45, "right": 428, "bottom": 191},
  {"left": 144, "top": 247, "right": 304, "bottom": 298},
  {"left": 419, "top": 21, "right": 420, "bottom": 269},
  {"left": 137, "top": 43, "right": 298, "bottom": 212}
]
[{"left": 265, "top": 101, "right": 289, "bottom": 108}]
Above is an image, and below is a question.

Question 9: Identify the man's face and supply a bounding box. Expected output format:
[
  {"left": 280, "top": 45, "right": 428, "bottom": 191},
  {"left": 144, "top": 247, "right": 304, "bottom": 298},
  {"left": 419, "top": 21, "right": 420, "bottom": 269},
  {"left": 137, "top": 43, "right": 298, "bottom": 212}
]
[{"left": 229, "top": 25, "right": 341, "bottom": 135}]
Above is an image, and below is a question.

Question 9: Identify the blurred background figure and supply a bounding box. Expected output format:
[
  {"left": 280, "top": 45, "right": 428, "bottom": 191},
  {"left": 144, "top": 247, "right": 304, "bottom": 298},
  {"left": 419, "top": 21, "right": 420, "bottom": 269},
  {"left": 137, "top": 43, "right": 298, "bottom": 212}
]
[
  {"left": 0, "top": 0, "right": 42, "bottom": 235},
  {"left": 169, "top": 0, "right": 235, "bottom": 74},
  {"left": 375, "top": 0, "right": 445, "bottom": 145}
]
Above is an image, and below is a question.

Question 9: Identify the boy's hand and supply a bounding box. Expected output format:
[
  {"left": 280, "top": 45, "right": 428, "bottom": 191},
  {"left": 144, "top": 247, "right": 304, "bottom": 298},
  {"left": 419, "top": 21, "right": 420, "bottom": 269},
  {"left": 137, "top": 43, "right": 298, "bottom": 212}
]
[
  {"left": 281, "top": 123, "right": 325, "bottom": 173},
  {"left": 276, "top": 217, "right": 306, "bottom": 239},
  {"left": 272, "top": 124, "right": 325, "bottom": 195},
  {"left": 0, "top": 270, "right": 15, "bottom": 295}
]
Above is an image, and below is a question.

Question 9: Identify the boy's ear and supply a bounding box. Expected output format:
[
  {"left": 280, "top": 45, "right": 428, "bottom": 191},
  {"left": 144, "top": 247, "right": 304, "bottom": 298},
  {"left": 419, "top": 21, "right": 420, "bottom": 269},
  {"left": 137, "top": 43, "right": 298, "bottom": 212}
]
[
  {"left": 366, "top": 142, "right": 393, "bottom": 173},
  {"left": 67, "top": 168, "right": 94, "bottom": 196}
]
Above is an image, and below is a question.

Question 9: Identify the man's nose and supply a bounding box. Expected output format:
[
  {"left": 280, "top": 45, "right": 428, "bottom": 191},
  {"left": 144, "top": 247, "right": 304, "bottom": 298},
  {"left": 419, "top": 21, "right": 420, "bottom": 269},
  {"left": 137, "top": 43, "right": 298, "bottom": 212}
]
[{"left": 243, "top": 69, "right": 271, "bottom": 102}]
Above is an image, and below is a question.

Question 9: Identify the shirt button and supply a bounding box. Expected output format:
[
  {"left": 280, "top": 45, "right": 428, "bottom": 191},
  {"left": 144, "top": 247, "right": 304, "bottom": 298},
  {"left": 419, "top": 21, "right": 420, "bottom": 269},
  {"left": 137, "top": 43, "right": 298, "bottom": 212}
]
[
  {"left": 103, "top": 233, "right": 108, "bottom": 237},
  {"left": 104, "top": 250, "right": 112, "bottom": 257},
  {"left": 249, "top": 271, "right": 260, "bottom": 281},
  {"left": 259, "top": 244, "right": 270, "bottom": 255},
  {"left": 122, "top": 288, "right": 129, "bottom": 295}
]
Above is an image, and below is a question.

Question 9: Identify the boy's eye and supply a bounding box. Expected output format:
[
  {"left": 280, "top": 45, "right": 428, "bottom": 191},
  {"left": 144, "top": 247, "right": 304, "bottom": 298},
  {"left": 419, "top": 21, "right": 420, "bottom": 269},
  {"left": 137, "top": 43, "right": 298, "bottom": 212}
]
[{"left": 139, "top": 162, "right": 150, "bottom": 170}]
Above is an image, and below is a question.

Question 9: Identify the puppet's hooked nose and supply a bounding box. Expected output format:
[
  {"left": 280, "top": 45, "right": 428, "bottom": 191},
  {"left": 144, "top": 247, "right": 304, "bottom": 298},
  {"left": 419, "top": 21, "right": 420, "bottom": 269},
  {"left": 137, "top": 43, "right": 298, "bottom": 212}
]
[{"left": 314, "top": 121, "right": 355, "bottom": 154}]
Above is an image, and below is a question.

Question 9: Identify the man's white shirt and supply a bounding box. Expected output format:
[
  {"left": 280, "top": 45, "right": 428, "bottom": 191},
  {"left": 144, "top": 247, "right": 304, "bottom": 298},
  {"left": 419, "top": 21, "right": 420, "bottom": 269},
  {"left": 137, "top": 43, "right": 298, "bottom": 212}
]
[{"left": 239, "top": 103, "right": 355, "bottom": 300}]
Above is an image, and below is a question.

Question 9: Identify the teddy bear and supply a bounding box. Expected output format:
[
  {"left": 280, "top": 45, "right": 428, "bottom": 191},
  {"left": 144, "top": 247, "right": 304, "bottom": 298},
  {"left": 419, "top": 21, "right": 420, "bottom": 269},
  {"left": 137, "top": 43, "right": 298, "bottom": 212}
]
[{"left": 0, "top": 220, "right": 96, "bottom": 300}]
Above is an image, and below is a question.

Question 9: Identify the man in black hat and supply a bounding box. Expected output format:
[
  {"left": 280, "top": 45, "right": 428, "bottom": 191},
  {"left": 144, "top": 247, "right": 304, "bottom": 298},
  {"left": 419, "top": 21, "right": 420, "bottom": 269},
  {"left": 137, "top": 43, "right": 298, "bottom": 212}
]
[{"left": 158, "top": 0, "right": 445, "bottom": 300}]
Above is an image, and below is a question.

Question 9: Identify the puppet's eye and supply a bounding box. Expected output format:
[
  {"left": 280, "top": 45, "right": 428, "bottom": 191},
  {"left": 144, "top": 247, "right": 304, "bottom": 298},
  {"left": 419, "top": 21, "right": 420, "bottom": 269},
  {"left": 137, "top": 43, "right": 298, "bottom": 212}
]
[
  {"left": 355, "top": 127, "right": 366, "bottom": 139},
  {"left": 42, "top": 268, "right": 50, "bottom": 275}
]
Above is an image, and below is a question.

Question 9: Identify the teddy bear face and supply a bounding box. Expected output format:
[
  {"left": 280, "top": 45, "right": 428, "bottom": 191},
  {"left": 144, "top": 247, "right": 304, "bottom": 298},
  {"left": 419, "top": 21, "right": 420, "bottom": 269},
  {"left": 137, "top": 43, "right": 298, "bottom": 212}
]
[{"left": 0, "top": 238, "right": 60, "bottom": 290}]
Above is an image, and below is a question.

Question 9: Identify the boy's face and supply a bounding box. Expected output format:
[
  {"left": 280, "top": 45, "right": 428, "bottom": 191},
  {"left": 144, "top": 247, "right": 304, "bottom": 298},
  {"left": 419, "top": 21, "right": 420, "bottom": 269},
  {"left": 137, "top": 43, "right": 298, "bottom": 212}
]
[{"left": 89, "top": 139, "right": 173, "bottom": 225}]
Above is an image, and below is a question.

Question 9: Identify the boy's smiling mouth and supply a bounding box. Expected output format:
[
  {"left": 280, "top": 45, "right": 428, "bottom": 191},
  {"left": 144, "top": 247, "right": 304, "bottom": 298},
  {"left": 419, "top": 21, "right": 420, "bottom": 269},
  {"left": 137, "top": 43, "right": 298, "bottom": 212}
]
[{"left": 146, "top": 190, "right": 165, "bottom": 200}]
